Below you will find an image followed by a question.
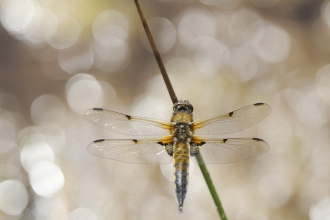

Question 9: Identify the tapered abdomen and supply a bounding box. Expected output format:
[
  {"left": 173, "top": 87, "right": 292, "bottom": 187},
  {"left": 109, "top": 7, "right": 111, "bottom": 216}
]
[{"left": 173, "top": 141, "right": 190, "bottom": 212}]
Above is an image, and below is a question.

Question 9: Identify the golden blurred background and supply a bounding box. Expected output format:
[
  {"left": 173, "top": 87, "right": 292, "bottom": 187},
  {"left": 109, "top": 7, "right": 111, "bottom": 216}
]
[{"left": 1, "top": 0, "right": 330, "bottom": 219}]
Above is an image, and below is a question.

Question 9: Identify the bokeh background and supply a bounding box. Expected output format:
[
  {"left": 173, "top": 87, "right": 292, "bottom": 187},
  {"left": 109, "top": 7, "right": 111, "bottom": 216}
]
[{"left": 1, "top": 0, "right": 330, "bottom": 219}]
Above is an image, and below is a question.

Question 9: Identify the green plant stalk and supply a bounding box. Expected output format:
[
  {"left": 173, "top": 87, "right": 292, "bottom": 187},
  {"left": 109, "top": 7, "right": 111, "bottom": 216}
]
[
  {"left": 133, "top": 0, "right": 227, "bottom": 219},
  {"left": 195, "top": 153, "right": 228, "bottom": 220}
]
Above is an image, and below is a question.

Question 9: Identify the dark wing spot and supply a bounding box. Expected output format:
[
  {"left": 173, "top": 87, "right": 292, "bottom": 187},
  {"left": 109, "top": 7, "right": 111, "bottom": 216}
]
[
  {"left": 229, "top": 111, "right": 234, "bottom": 117},
  {"left": 253, "top": 138, "right": 263, "bottom": 141},
  {"left": 223, "top": 139, "right": 227, "bottom": 143},
  {"left": 132, "top": 139, "right": 138, "bottom": 143},
  {"left": 125, "top": 114, "right": 131, "bottom": 120},
  {"left": 94, "top": 139, "right": 105, "bottom": 143},
  {"left": 157, "top": 142, "right": 165, "bottom": 146},
  {"left": 93, "top": 108, "right": 103, "bottom": 111},
  {"left": 254, "top": 103, "right": 264, "bottom": 106},
  {"left": 200, "top": 142, "right": 205, "bottom": 146}
]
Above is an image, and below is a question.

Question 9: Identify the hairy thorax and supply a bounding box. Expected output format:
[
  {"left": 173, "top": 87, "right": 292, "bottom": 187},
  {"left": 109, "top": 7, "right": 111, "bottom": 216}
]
[
  {"left": 171, "top": 112, "right": 193, "bottom": 143},
  {"left": 171, "top": 112, "right": 193, "bottom": 124}
]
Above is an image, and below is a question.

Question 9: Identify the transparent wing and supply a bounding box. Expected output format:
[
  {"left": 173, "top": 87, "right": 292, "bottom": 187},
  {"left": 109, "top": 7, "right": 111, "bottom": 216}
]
[
  {"left": 85, "top": 108, "right": 172, "bottom": 136},
  {"left": 192, "top": 137, "right": 269, "bottom": 164},
  {"left": 193, "top": 103, "right": 271, "bottom": 135},
  {"left": 87, "top": 137, "right": 173, "bottom": 164}
]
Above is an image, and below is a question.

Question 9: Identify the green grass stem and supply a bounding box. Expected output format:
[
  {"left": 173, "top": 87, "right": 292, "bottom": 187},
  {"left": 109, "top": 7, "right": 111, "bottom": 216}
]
[{"left": 195, "top": 153, "right": 228, "bottom": 220}]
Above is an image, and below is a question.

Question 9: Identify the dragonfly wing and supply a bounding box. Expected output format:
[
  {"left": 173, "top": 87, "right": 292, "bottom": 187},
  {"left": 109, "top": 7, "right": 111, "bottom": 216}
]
[
  {"left": 87, "top": 137, "right": 173, "bottom": 164},
  {"left": 85, "top": 108, "right": 172, "bottom": 136},
  {"left": 193, "top": 103, "right": 271, "bottom": 135},
  {"left": 191, "top": 137, "right": 269, "bottom": 164}
]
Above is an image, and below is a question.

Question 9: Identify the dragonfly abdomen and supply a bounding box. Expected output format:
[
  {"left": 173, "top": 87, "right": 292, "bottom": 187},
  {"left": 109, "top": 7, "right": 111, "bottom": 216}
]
[{"left": 173, "top": 141, "right": 190, "bottom": 212}]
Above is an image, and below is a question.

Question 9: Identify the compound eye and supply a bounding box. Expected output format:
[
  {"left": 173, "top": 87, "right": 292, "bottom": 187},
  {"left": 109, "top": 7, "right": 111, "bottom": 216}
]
[{"left": 178, "top": 106, "right": 186, "bottom": 111}]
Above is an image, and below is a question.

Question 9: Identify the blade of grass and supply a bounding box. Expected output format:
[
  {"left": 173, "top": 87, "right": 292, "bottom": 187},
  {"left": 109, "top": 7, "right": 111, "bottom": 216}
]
[
  {"left": 133, "top": 1, "right": 227, "bottom": 219},
  {"left": 195, "top": 153, "right": 228, "bottom": 220},
  {"left": 133, "top": 0, "right": 178, "bottom": 104}
]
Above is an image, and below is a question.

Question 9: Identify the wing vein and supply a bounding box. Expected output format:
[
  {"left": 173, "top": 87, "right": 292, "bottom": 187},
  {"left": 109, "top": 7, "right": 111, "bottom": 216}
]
[{"left": 193, "top": 103, "right": 271, "bottom": 135}]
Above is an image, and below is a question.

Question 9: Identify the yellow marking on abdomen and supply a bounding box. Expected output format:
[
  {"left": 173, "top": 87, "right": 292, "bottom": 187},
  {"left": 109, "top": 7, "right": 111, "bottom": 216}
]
[{"left": 173, "top": 142, "right": 190, "bottom": 212}]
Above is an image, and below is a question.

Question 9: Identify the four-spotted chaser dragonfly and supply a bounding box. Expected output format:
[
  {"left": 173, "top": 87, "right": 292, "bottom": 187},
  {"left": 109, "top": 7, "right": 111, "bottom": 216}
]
[{"left": 85, "top": 100, "right": 271, "bottom": 212}]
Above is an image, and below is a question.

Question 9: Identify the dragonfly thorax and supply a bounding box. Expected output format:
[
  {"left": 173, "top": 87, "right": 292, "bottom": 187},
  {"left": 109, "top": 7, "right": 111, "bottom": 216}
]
[{"left": 173, "top": 122, "right": 192, "bottom": 142}]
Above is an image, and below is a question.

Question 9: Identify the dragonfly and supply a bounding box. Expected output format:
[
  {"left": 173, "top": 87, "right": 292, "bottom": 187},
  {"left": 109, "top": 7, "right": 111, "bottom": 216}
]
[{"left": 85, "top": 100, "right": 271, "bottom": 212}]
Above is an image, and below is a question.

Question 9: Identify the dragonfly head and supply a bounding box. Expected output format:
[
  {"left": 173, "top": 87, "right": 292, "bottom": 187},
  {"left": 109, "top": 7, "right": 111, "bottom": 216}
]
[{"left": 173, "top": 100, "right": 193, "bottom": 113}]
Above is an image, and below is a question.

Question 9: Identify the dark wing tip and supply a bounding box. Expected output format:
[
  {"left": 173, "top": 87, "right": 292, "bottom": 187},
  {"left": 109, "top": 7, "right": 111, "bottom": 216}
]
[
  {"left": 253, "top": 138, "right": 270, "bottom": 154},
  {"left": 85, "top": 108, "right": 102, "bottom": 124},
  {"left": 85, "top": 108, "right": 103, "bottom": 118},
  {"left": 94, "top": 139, "right": 105, "bottom": 143},
  {"left": 253, "top": 102, "right": 272, "bottom": 110}
]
